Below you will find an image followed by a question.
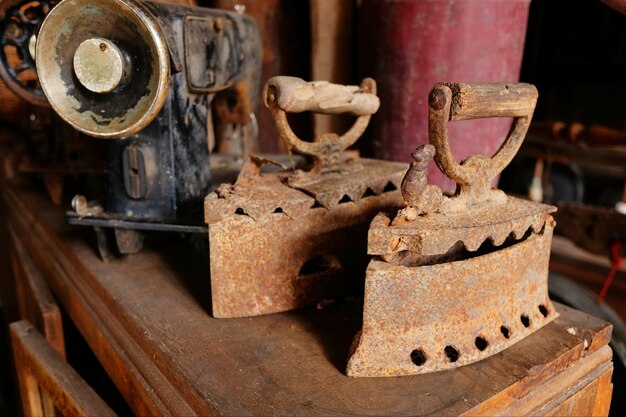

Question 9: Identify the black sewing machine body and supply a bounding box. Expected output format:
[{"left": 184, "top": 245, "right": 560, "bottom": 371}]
[{"left": 31, "top": 0, "right": 262, "bottom": 253}]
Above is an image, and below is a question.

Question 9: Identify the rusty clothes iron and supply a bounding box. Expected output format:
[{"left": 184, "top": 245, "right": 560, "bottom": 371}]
[
  {"left": 205, "top": 77, "right": 407, "bottom": 318},
  {"left": 347, "top": 82, "right": 559, "bottom": 377}
]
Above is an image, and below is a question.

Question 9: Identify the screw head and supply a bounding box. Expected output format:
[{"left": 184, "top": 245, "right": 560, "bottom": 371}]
[
  {"left": 429, "top": 88, "right": 447, "bottom": 111},
  {"left": 214, "top": 17, "right": 224, "bottom": 32}
]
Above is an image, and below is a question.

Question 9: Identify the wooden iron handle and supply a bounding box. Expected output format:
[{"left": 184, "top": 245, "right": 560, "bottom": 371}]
[
  {"left": 430, "top": 82, "right": 537, "bottom": 121},
  {"left": 263, "top": 76, "right": 379, "bottom": 116},
  {"left": 263, "top": 77, "right": 378, "bottom": 164}
]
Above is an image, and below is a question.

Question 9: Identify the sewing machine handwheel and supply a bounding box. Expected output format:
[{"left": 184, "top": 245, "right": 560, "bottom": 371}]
[
  {"left": 36, "top": 0, "right": 171, "bottom": 138},
  {"left": 0, "top": 0, "right": 54, "bottom": 107},
  {"left": 264, "top": 77, "right": 379, "bottom": 160},
  {"left": 428, "top": 82, "right": 538, "bottom": 193}
]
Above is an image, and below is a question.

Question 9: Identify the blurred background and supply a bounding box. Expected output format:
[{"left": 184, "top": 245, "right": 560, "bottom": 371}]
[{"left": 2, "top": 0, "right": 626, "bottom": 415}]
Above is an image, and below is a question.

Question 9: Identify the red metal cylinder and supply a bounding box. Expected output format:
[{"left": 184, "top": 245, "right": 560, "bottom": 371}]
[{"left": 359, "top": 0, "right": 531, "bottom": 191}]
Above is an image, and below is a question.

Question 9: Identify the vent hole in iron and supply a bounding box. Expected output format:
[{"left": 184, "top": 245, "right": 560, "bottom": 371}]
[
  {"left": 227, "top": 95, "right": 238, "bottom": 111},
  {"left": 338, "top": 194, "right": 353, "bottom": 204},
  {"left": 410, "top": 349, "right": 427, "bottom": 367},
  {"left": 444, "top": 346, "right": 459, "bottom": 363},
  {"left": 362, "top": 188, "right": 376, "bottom": 198},
  {"left": 273, "top": 207, "right": 283, "bottom": 214},
  {"left": 521, "top": 314, "right": 531, "bottom": 328},
  {"left": 299, "top": 255, "right": 340, "bottom": 276},
  {"left": 383, "top": 181, "right": 397, "bottom": 192},
  {"left": 538, "top": 304, "right": 549, "bottom": 317},
  {"left": 500, "top": 325, "right": 511, "bottom": 339},
  {"left": 475, "top": 336, "right": 489, "bottom": 351},
  {"left": 235, "top": 207, "right": 248, "bottom": 216}
]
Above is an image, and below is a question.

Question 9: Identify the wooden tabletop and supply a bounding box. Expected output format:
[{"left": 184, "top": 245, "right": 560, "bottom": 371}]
[{"left": 2, "top": 180, "right": 614, "bottom": 416}]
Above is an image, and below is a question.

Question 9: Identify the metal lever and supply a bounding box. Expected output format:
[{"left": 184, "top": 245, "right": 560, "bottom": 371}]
[
  {"left": 263, "top": 76, "right": 379, "bottom": 169},
  {"left": 428, "top": 82, "right": 538, "bottom": 205}
]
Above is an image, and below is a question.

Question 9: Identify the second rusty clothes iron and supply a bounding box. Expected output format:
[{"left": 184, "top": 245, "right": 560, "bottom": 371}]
[
  {"left": 204, "top": 77, "right": 407, "bottom": 318},
  {"left": 347, "top": 82, "right": 559, "bottom": 377}
]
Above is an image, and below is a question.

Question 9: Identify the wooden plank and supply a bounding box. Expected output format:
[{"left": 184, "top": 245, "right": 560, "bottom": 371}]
[
  {"left": 10, "top": 226, "right": 66, "bottom": 358},
  {"left": 9, "top": 228, "right": 65, "bottom": 417},
  {"left": 471, "top": 346, "right": 612, "bottom": 415},
  {"left": 10, "top": 320, "right": 116, "bottom": 417},
  {"left": 2, "top": 181, "right": 614, "bottom": 416},
  {"left": 14, "top": 357, "right": 44, "bottom": 417},
  {"left": 541, "top": 368, "right": 613, "bottom": 417}
]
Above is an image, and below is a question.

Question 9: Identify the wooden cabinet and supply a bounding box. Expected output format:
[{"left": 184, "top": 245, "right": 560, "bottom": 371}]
[{"left": 0, "top": 180, "right": 616, "bottom": 416}]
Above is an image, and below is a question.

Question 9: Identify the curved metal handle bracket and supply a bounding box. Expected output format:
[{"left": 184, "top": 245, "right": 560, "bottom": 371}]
[{"left": 428, "top": 83, "right": 537, "bottom": 206}]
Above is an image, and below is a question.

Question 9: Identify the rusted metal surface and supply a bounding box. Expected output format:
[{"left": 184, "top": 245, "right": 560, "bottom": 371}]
[
  {"left": 347, "top": 82, "right": 558, "bottom": 377},
  {"left": 287, "top": 159, "right": 401, "bottom": 210},
  {"left": 369, "top": 197, "right": 555, "bottom": 261},
  {"left": 347, "top": 226, "right": 557, "bottom": 376},
  {"left": 207, "top": 182, "right": 403, "bottom": 318},
  {"left": 205, "top": 77, "right": 406, "bottom": 317}
]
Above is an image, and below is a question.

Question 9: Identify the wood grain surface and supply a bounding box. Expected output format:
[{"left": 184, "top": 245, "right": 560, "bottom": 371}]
[
  {"left": 1, "top": 180, "right": 614, "bottom": 416},
  {"left": 10, "top": 320, "right": 116, "bottom": 417},
  {"left": 437, "top": 83, "right": 538, "bottom": 121},
  {"left": 9, "top": 225, "right": 66, "bottom": 416},
  {"left": 10, "top": 227, "right": 65, "bottom": 358}
]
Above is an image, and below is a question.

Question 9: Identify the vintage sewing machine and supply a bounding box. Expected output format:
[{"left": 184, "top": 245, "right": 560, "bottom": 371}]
[
  {"left": 31, "top": 0, "right": 261, "bottom": 255},
  {"left": 346, "top": 82, "right": 559, "bottom": 377},
  {"left": 205, "top": 76, "right": 408, "bottom": 318}
]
